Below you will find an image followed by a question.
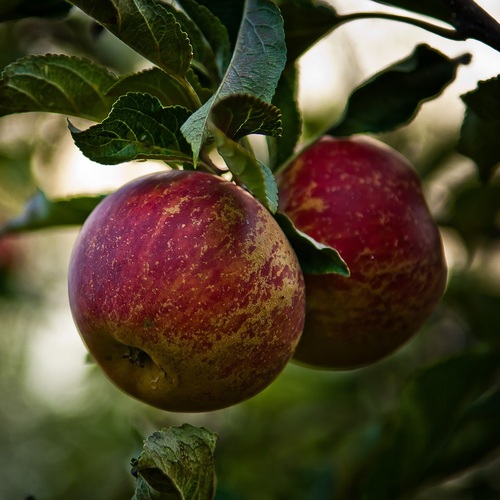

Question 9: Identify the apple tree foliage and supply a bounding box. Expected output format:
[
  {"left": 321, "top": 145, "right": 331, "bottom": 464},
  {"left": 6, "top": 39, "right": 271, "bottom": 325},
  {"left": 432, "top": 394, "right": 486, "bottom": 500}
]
[{"left": 0, "top": 0, "right": 499, "bottom": 498}]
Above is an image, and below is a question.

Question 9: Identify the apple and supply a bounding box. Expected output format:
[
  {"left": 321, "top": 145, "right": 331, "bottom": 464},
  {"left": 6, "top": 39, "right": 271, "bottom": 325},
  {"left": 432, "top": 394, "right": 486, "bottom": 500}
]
[
  {"left": 68, "top": 170, "right": 305, "bottom": 412},
  {"left": 277, "top": 135, "right": 447, "bottom": 369}
]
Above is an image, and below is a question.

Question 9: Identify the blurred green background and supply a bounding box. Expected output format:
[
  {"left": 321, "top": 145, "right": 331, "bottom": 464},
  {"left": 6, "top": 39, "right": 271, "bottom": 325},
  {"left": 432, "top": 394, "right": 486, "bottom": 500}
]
[{"left": 1, "top": 2, "right": 499, "bottom": 499}]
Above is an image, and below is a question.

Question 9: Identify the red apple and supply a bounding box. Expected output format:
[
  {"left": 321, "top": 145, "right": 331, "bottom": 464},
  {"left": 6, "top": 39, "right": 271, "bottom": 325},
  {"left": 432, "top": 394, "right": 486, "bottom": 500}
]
[
  {"left": 277, "top": 136, "right": 447, "bottom": 369},
  {"left": 68, "top": 170, "right": 305, "bottom": 412}
]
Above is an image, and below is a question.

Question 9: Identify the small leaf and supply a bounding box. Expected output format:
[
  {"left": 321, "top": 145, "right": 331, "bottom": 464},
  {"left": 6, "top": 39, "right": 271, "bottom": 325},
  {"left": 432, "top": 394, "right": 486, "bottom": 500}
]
[
  {"left": 211, "top": 94, "right": 282, "bottom": 141},
  {"left": 0, "top": 54, "right": 118, "bottom": 121},
  {"left": 457, "top": 77, "right": 500, "bottom": 182},
  {"left": 70, "top": 93, "right": 192, "bottom": 165},
  {"left": 274, "top": 212, "right": 349, "bottom": 276},
  {"left": 177, "top": 0, "right": 231, "bottom": 77},
  {"left": 360, "top": 349, "right": 499, "bottom": 500},
  {"left": 211, "top": 125, "right": 278, "bottom": 213},
  {"left": 69, "top": 0, "right": 193, "bottom": 77},
  {"left": 181, "top": 0, "right": 287, "bottom": 162},
  {"left": 327, "top": 44, "right": 471, "bottom": 137},
  {"left": 0, "top": 191, "right": 105, "bottom": 235},
  {"left": 0, "top": 0, "right": 71, "bottom": 21},
  {"left": 106, "top": 67, "right": 198, "bottom": 110},
  {"left": 131, "top": 424, "right": 217, "bottom": 500},
  {"left": 267, "top": 65, "right": 301, "bottom": 171}
]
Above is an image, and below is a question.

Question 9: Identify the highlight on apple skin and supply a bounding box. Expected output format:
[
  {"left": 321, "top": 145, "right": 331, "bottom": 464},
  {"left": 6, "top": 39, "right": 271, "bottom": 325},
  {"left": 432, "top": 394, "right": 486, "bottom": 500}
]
[
  {"left": 68, "top": 170, "right": 305, "bottom": 412},
  {"left": 277, "top": 135, "right": 447, "bottom": 370}
]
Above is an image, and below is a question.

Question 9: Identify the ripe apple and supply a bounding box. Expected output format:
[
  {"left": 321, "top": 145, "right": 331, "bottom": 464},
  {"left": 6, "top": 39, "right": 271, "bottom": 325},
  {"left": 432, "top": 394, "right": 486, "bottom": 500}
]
[
  {"left": 277, "top": 135, "right": 447, "bottom": 369},
  {"left": 68, "top": 170, "right": 305, "bottom": 412}
]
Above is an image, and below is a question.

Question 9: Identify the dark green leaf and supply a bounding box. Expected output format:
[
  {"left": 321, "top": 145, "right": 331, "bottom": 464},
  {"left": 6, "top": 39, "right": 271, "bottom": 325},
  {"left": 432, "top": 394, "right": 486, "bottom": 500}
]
[
  {"left": 274, "top": 212, "right": 349, "bottom": 276},
  {"left": 68, "top": 0, "right": 193, "bottom": 78},
  {"left": 327, "top": 44, "right": 471, "bottom": 137},
  {"left": 211, "top": 125, "right": 278, "bottom": 213},
  {"left": 360, "top": 349, "right": 499, "bottom": 500},
  {"left": 190, "top": 0, "right": 244, "bottom": 50},
  {"left": 131, "top": 424, "right": 217, "bottom": 500},
  {"left": 276, "top": 0, "right": 341, "bottom": 62},
  {"left": 0, "top": 0, "right": 71, "bottom": 21},
  {"left": 267, "top": 65, "right": 301, "bottom": 171},
  {"left": 369, "top": 0, "right": 454, "bottom": 25},
  {"left": 181, "top": 0, "right": 287, "bottom": 162},
  {"left": 159, "top": 1, "right": 219, "bottom": 83},
  {"left": 211, "top": 94, "right": 282, "bottom": 141},
  {"left": 70, "top": 93, "right": 192, "bottom": 165},
  {"left": 457, "top": 77, "right": 500, "bottom": 182},
  {"left": 0, "top": 54, "right": 118, "bottom": 121},
  {"left": 106, "top": 67, "right": 198, "bottom": 110},
  {"left": 177, "top": 0, "right": 231, "bottom": 77},
  {"left": 0, "top": 191, "right": 105, "bottom": 235}
]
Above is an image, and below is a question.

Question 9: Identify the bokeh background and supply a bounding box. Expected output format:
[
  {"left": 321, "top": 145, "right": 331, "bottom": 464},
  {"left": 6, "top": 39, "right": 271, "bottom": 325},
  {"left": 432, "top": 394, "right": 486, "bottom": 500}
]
[{"left": 1, "top": 1, "right": 499, "bottom": 498}]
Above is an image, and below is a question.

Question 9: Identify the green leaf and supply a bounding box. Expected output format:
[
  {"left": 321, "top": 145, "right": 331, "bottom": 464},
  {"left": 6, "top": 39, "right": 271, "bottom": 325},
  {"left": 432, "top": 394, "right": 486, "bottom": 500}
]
[
  {"left": 189, "top": 0, "right": 244, "bottom": 50},
  {"left": 177, "top": 0, "right": 231, "bottom": 77},
  {"left": 276, "top": 0, "right": 341, "bottom": 62},
  {"left": 68, "top": 0, "right": 193, "bottom": 78},
  {"left": 267, "top": 65, "right": 301, "bottom": 171},
  {"left": 0, "top": 54, "right": 118, "bottom": 121},
  {"left": 273, "top": 212, "right": 349, "bottom": 276},
  {"left": 106, "top": 67, "right": 198, "bottom": 110},
  {"left": 181, "top": 0, "right": 287, "bottom": 162},
  {"left": 0, "top": 191, "right": 105, "bottom": 235},
  {"left": 70, "top": 93, "right": 192, "bottom": 165},
  {"left": 457, "top": 77, "right": 500, "bottom": 182},
  {"left": 211, "top": 94, "right": 282, "bottom": 141},
  {"left": 0, "top": 0, "right": 71, "bottom": 21},
  {"left": 360, "top": 349, "right": 499, "bottom": 500},
  {"left": 211, "top": 125, "right": 278, "bottom": 213},
  {"left": 159, "top": 1, "right": 219, "bottom": 83},
  {"left": 369, "top": 0, "right": 454, "bottom": 25},
  {"left": 327, "top": 44, "right": 471, "bottom": 137},
  {"left": 131, "top": 424, "right": 217, "bottom": 500}
]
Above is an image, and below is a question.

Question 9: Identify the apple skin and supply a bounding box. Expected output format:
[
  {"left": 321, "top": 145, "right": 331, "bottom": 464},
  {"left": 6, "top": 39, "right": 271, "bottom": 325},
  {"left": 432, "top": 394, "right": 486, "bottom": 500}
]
[
  {"left": 68, "top": 170, "right": 305, "bottom": 412},
  {"left": 277, "top": 135, "right": 447, "bottom": 369}
]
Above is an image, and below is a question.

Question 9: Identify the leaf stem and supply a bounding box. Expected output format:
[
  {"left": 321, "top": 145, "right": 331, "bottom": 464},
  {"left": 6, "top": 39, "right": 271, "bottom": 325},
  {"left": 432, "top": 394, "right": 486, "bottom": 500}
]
[
  {"left": 336, "top": 12, "right": 462, "bottom": 41},
  {"left": 337, "top": 1, "right": 500, "bottom": 52}
]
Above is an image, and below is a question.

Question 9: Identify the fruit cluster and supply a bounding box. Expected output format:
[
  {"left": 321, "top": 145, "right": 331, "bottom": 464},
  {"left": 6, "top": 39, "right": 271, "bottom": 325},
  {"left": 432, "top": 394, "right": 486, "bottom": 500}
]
[{"left": 68, "top": 136, "right": 447, "bottom": 412}]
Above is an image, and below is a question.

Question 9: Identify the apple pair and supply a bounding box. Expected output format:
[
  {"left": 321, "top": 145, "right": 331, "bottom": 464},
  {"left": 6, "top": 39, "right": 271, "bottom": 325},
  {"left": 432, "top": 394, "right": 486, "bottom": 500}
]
[{"left": 68, "top": 136, "right": 446, "bottom": 412}]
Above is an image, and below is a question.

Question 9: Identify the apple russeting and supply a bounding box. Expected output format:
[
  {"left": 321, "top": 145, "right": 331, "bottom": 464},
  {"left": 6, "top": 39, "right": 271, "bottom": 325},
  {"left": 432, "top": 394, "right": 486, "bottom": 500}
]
[
  {"left": 68, "top": 170, "right": 305, "bottom": 412},
  {"left": 277, "top": 135, "right": 447, "bottom": 369}
]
